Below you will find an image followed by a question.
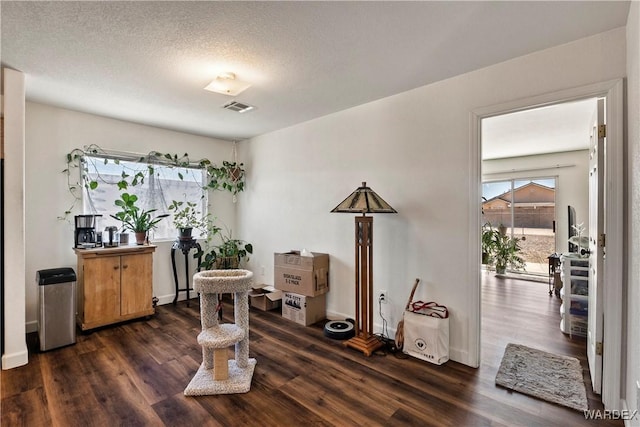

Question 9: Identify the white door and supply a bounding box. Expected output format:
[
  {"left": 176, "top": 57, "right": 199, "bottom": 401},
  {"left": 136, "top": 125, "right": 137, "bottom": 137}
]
[{"left": 587, "top": 98, "right": 605, "bottom": 394}]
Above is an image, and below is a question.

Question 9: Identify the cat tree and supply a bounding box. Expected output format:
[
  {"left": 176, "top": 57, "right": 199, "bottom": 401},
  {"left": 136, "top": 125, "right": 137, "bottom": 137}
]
[{"left": 184, "top": 269, "right": 256, "bottom": 396}]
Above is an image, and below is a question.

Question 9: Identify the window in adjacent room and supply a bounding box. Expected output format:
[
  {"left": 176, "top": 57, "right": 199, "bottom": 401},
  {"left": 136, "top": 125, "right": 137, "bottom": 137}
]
[{"left": 482, "top": 177, "right": 557, "bottom": 275}]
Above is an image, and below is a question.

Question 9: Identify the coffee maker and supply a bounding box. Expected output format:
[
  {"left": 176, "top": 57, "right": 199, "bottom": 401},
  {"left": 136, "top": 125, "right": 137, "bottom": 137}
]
[{"left": 74, "top": 215, "right": 102, "bottom": 248}]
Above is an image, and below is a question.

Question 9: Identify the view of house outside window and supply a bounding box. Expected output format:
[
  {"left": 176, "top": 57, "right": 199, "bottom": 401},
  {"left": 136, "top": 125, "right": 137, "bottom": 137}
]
[
  {"left": 82, "top": 155, "right": 208, "bottom": 241},
  {"left": 482, "top": 178, "right": 556, "bottom": 275}
]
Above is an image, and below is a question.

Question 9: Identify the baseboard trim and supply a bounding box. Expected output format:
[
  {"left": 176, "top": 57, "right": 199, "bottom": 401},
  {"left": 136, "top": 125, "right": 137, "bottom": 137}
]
[
  {"left": 155, "top": 293, "right": 198, "bottom": 306},
  {"left": 2, "top": 348, "right": 28, "bottom": 370},
  {"left": 25, "top": 320, "right": 38, "bottom": 334},
  {"left": 325, "top": 309, "right": 350, "bottom": 322},
  {"left": 448, "top": 348, "right": 468, "bottom": 365},
  {"left": 327, "top": 310, "right": 467, "bottom": 365}
]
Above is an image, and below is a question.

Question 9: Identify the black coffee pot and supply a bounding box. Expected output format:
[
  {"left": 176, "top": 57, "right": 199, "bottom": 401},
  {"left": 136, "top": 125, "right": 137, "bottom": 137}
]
[{"left": 104, "top": 226, "right": 119, "bottom": 247}]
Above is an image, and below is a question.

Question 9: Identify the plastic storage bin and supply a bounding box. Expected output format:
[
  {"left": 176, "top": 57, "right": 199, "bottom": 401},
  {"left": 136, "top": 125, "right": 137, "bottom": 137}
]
[{"left": 37, "top": 268, "right": 77, "bottom": 351}]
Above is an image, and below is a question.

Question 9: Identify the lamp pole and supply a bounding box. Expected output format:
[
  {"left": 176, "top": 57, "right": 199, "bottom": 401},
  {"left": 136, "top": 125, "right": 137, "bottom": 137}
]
[
  {"left": 344, "top": 214, "right": 382, "bottom": 356},
  {"left": 331, "top": 182, "right": 396, "bottom": 356}
]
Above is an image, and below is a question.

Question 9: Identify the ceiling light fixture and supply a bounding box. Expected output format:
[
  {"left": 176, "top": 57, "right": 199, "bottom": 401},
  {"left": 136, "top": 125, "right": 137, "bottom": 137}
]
[{"left": 204, "top": 72, "right": 251, "bottom": 96}]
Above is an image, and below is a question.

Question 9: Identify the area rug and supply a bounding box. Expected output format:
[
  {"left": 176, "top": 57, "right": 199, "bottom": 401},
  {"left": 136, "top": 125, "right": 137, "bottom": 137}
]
[{"left": 495, "top": 343, "right": 588, "bottom": 411}]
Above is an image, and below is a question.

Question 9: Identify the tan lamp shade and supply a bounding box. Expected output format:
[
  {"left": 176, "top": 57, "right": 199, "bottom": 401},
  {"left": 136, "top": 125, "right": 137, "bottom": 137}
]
[{"left": 331, "top": 182, "right": 397, "bottom": 214}]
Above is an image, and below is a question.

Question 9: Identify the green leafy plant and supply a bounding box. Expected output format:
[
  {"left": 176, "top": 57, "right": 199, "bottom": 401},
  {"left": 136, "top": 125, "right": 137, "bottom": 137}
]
[
  {"left": 481, "top": 222, "right": 525, "bottom": 274},
  {"left": 197, "top": 227, "right": 253, "bottom": 270},
  {"left": 493, "top": 232, "right": 525, "bottom": 274},
  {"left": 62, "top": 147, "right": 248, "bottom": 221},
  {"left": 205, "top": 160, "right": 245, "bottom": 196},
  {"left": 167, "top": 198, "right": 209, "bottom": 232},
  {"left": 481, "top": 222, "right": 500, "bottom": 265},
  {"left": 62, "top": 146, "right": 154, "bottom": 220},
  {"left": 111, "top": 193, "right": 169, "bottom": 233},
  {"left": 60, "top": 146, "right": 100, "bottom": 218},
  {"left": 150, "top": 154, "right": 245, "bottom": 196}
]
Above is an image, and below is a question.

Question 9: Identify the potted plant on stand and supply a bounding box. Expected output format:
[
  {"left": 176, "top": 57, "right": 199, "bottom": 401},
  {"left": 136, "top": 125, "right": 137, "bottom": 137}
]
[
  {"left": 197, "top": 227, "right": 253, "bottom": 270},
  {"left": 111, "top": 193, "right": 169, "bottom": 245},
  {"left": 167, "top": 198, "right": 209, "bottom": 241}
]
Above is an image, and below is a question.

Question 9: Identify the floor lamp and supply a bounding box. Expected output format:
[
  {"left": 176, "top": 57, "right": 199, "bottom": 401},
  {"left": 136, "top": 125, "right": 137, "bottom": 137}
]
[{"left": 331, "top": 182, "right": 397, "bottom": 356}]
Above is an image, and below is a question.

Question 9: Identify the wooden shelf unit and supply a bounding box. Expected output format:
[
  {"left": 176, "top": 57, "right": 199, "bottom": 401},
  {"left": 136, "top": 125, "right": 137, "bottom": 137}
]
[{"left": 74, "top": 245, "right": 156, "bottom": 331}]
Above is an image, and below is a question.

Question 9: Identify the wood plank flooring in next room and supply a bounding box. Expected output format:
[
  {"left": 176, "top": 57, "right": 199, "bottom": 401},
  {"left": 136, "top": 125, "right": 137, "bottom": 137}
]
[{"left": 1, "top": 275, "right": 620, "bottom": 427}]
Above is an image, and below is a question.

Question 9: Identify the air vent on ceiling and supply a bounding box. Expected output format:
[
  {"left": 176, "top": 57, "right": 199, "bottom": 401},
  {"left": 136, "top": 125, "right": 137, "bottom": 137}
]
[{"left": 222, "top": 101, "right": 255, "bottom": 113}]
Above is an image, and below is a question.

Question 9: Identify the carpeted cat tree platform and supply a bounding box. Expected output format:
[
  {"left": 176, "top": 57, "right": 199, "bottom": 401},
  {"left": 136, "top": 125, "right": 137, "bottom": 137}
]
[{"left": 184, "top": 269, "right": 256, "bottom": 396}]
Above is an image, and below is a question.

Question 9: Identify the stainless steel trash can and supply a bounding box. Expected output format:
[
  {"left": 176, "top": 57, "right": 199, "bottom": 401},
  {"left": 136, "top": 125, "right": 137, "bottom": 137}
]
[{"left": 37, "top": 268, "right": 77, "bottom": 351}]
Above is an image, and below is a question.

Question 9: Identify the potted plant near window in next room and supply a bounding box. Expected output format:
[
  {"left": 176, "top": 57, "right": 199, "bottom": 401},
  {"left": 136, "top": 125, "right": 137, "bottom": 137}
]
[
  {"left": 482, "top": 222, "right": 499, "bottom": 265},
  {"left": 111, "top": 193, "right": 169, "bottom": 245},
  {"left": 493, "top": 230, "right": 526, "bottom": 275},
  {"left": 167, "top": 198, "right": 209, "bottom": 241}
]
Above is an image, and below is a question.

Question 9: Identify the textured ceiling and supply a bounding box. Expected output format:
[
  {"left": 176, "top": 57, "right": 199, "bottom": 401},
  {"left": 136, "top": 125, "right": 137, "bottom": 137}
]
[{"left": 0, "top": 1, "right": 630, "bottom": 144}]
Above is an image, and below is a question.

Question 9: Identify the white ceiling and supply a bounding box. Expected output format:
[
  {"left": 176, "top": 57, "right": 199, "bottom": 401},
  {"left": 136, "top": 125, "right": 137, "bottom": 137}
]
[
  {"left": 482, "top": 98, "right": 598, "bottom": 160},
  {"left": 1, "top": 1, "right": 630, "bottom": 148}
]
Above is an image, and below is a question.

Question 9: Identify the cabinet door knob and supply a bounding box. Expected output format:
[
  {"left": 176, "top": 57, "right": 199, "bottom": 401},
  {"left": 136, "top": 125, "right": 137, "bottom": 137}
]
[
  {"left": 122, "top": 264, "right": 128, "bottom": 269},
  {"left": 113, "top": 266, "right": 119, "bottom": 270}
]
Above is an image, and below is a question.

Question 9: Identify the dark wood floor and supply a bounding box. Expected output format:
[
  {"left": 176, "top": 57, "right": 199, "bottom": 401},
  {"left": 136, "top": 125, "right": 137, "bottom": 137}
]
[{"left": 1, "top": 275, "right": 620, "bottom": 427}]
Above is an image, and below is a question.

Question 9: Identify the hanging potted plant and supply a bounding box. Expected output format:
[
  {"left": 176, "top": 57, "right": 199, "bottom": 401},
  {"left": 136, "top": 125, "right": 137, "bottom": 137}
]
[
  {"left": 206, "top": 161, "right": 246, "bottom": 199},
  {"left": 111, "top": 193, "right": 169, "bottom": 245},
  {"left": 167, "top": 198, "right": 209, "bottom": 240},
  {"left": 228, "top": 162, "right": 243, "bottom": 182}
]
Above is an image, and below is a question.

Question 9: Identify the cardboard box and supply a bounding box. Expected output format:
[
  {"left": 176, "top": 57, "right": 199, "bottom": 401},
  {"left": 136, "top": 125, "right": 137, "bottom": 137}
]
[
  {"left": 249, "top": 284, "right": 282, "bottom": 311},
  {"left": 274, "top": 251, "right": 329, "bottom": 297},
  {"left": 281, "top": 291, "right": 326, "bottom": 326}
]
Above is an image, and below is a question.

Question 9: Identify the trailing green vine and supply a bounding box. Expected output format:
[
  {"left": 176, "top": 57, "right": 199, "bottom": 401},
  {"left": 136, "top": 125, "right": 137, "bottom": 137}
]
[{"left": 61, "top": 145, "right": 246, "bottom": 220}]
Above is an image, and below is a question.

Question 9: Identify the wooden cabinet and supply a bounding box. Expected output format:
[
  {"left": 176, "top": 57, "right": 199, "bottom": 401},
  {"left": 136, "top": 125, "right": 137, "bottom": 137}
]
[{"left": 75, "top": 245, "right": 156, "bottom": 330}]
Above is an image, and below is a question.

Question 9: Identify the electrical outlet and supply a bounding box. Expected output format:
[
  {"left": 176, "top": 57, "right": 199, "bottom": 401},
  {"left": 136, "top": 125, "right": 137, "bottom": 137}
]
[{"left": 379, "top": 290, "right": 387, "bottom": 304}]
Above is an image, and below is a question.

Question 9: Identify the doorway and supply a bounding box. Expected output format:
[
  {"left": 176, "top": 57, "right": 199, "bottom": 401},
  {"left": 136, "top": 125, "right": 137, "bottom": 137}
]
[
  {"left": 479, "top": 100, "right": 591, "bottom": 381},
  {"left": 470, "top": 79, "right": 624, "bottom": 410}
]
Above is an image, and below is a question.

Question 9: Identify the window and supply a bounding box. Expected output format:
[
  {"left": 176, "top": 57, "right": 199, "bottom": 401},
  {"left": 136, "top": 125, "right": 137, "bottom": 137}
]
[
  {"left": 482, "top": 177, "right": 556, "bottom": 275},
  {"left": 82, "top": 154, "right": 208, "bottom": 240}
]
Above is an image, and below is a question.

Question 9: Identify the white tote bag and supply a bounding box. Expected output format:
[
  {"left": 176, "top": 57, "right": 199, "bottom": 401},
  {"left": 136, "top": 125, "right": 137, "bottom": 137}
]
[{"left": 402, "top": 303, "right": 450, "bottom": 365}]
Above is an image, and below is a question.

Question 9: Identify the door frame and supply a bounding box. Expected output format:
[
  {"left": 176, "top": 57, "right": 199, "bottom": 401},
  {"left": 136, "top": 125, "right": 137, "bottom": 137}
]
[{"left": 468, "top": 79, "right": 624, "bottom": 410}]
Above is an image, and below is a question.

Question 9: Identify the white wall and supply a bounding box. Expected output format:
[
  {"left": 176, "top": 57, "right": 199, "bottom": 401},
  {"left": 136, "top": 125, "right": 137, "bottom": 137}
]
[
  {"left": 238, "top": 28, "right": 626, "bottom": 366},
  {"left": 482, "top": 150, "right": 590, "bottom": 254},
  {"left": 2, "top": 68, "right": 28, "bottom": 369},
  {"left": 23, "top": 103, "right": 237, "bottom": 330},
  {"left": 625, "top": 1, "right": 640, "bottom": 422}
]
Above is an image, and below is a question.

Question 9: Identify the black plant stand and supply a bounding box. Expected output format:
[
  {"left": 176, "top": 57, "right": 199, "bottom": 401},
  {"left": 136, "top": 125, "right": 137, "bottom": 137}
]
[
  {"left": 171, "top": 238, "right": 202, "bottom": 306},
  {"left": 548, "top": 253, "right": 561, "bottom": 297}
]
